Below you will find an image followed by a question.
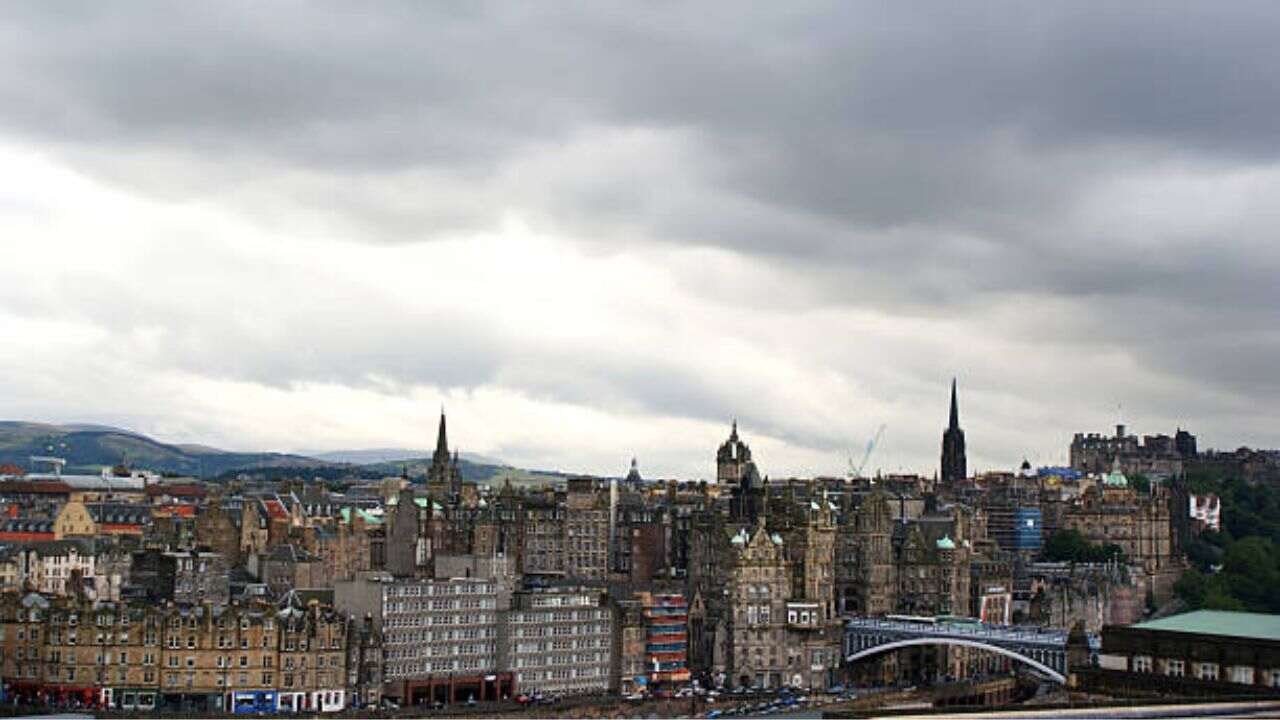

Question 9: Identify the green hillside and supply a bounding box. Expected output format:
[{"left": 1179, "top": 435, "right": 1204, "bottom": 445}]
[
  {"left": 0, "top": 421, "right": 567, "bottom": 486},
  {"left": 0, "top": 421, "right": 329, "bottom": 478}
]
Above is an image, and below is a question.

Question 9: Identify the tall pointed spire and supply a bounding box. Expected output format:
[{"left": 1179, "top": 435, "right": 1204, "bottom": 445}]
[
  {"left": 949, "top": 377, "right": 960, "bottom": 430},
  {"left": 941, "top": 377, "right": 967, "bottom": 485},
  {"left": 435, "top": 409, "right": 449, "bottom": 456}
]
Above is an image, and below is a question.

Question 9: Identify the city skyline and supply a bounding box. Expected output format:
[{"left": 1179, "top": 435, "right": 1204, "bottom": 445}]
[{"left": 2, "top": 4, "right": 1278, "bottom": 479}]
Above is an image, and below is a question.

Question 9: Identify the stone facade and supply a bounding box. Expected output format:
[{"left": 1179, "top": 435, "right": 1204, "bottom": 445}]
[{"left": 0, "top": 591, "right": 347, "bottom": 713}]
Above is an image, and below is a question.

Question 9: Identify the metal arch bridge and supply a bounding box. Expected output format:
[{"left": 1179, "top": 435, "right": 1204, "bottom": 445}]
[{"left": 844, "top": 617, "right": 1080, "bottom": 684}]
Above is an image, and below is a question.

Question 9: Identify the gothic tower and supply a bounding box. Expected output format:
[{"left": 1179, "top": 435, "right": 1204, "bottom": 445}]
[
  {"left": 716, "top": 420, "right": 753, "bottom": 486},
  {"left": 941, "top": 378, "right": 967, "bottom": 485},
  {"left": 427, "top": 411, "right": 462, "bottom": 504}
]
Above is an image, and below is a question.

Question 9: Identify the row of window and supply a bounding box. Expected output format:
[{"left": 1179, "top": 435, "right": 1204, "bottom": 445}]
[
  {"left": 385, "top": 658, "right": 492, "bottom": 677},
  {"left": 384, "top": 613, "right": 494, "bottom": 628},
  {"left": 385, "top": 583, "right": 495, "bottom": 598},
  {"left": 511, "top": 652, "right": 607, "bottom": 668},
  {"left": 1130, "top": 656, "right": 1280, "bottom": 686},
  {"left": 512, "top": 609, "right": 609, "bottom": 623},
  {"left": 385, "top": 643, "right": 496, "bottom": 660},
  {"left": 513, "top": 638, "right": 609, "bottom": 653}
]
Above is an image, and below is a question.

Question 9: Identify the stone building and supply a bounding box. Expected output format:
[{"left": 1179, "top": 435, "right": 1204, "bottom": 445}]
[
  {"left": 613, "top": 599, "right": 647, "bottom": 695},
  {"left": 1061, "top": 465, "right": 1180, "bottom": 602},
  {"left": 894, "top": 525, "right": 971, "bottom": 617},
  {"left": 258, "top": 544, "right": 327, "bottom": 598},
  {"left": 16, "top": 539, "right": 97, "bottom": 595},
  {"left": 129, "top": 548, "right": 230, "bottom": 606},
  {"left": 520, "top": 490, "right": 565, "bottom": 578},
  {"left": 345, "top": 613, "right": 383, "bottom": 710},
  {"left": 275, "top": 595, "right": 348, "bottom": 712},
  {"left": 425, "top": 412, "right": 462, "bottom": 506},
  {"left": 612, "top": 490, "right": 667, "bottom": 584},
  {"left": 564, "top": 477, "right": 611, "bottom": 580},
  {"left": 1070, "top": 425, "right": 1193, "bottom": 479},
  {"left": 384, "top": 487, "right": 428, "bottom": 578},
  {"left": 194, "top": 496, "right": 241, "bottom": 566},
  {"left": 716, "top": 421, "right": 754, "bottom": 488},
  {"left": 689, "top": 516, "right": 792, "bottom": 689},
  {"left": 836, "top": 490, "right": 895, "bottom": 616}
]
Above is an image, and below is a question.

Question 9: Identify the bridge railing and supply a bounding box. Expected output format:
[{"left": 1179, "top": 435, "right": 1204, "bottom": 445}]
[{"left": 843, "top": 617, "right": 1070, "bottom": 647}]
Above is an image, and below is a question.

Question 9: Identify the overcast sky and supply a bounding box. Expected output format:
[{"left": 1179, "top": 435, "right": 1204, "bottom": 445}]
[{"left": 1, "top": 3, "right": 1276, "bottom": 479}]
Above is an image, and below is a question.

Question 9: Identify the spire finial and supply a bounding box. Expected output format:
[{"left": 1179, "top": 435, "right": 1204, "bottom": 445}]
[
  {"left": 949, "top": 377, "right": 960, "bottom": 430},
  {"left": 731, "top": 418, "right": 739, "bottom": 440},
  {"left": 435, "top": 409, "right": 449, "bottom": 456}
]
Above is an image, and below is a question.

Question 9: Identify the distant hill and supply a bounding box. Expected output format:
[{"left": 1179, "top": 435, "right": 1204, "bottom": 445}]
[
  {"left": 313, "top": 448, "right": 510, "bottom": 466},
  {"left": 0, "top": 421, "right": 329, "bottom": 478},
  {"left": 362, "top": 456, "right": 568, "bottom": 487},
  {"left": 0, "top": 421, "right": 569, "bottom": 485}
]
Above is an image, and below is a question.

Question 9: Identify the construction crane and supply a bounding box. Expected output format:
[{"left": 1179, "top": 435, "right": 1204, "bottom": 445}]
[{"left": 848, "top": 424, "right": 887, "bottom": 480}]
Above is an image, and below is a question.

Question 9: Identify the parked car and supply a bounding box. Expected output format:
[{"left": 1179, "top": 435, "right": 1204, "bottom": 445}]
[{"left": 515, "top": 694, "right": 533, "bottom": 705}]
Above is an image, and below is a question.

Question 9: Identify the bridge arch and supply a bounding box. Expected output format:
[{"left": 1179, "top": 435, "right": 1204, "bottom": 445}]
[{"left": 845, "top": 637, "right": 1066, "bottom": 684}]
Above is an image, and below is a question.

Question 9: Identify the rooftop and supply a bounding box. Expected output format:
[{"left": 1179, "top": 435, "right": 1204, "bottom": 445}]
[{"left": 1131, "top": 610, "right": 1280, "bottom": 642}]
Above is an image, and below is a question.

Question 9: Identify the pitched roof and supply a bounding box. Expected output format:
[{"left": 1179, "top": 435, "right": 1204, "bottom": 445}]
[
  {"left": 86, "top": 503, "right": 153, "bottom": 525},
  {"left": 1131, "top": 610, "right": 1280, "bottom": 642},
  {"left": 261, "top": 498, "right": 290, "bottom": 521},
  {"left": 146, "top": 483, "right": 206, "bottom": 498},
  {"left": 0, "top": 480, "right": 73, "bottom": 495}
]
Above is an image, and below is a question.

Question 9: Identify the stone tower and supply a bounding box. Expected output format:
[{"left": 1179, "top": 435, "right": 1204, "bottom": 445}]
[
  {"left": 941, "top": 378, "right": 967, "bottom": 485},
  {"left": 716, "top": 420, "right": 753, "bottom": 486},
  {"left": 427, "top": 411, "right": 462, "bottom": 505}
]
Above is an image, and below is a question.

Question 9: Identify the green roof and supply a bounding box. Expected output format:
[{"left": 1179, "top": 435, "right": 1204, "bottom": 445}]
[
  {"left": 339, "top": 507, "right": 384, "bottom": 526},
  {"left": 1131, "top": 610, "right": 1280, "bottom": 642}
]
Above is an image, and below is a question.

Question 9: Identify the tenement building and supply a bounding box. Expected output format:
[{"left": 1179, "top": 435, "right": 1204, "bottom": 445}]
[{"left": 0, "top": 590, "right": 348, "bottom": 713}]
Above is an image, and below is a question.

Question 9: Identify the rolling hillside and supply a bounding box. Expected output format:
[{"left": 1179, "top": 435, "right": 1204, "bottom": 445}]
[
  {"left": 0, "top": 421, "right": 568, "bottom": 485},
  {"left": 0, "top": 421, "right": 329, "bottom": 477}
]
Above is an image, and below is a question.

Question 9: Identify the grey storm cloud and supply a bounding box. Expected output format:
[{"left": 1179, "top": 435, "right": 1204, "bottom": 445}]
[{"left": 0, "top": 1, "right": 1277, "bottom": 470}]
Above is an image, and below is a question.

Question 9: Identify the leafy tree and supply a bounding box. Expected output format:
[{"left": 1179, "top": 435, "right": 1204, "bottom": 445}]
[
  {"left": 1202, "top": 585, "right": 1246, "bottom": 611},
  {"left": 1219, "top": 536, "right": 1280, "bottom": 612},
  {"left": 1041, "top": 529, "right": 1125, "bottom": 563},
  {"left": 1174, "top": 568, "right": 1208, "bottom": 608},
  {"left": 1176, "top": 470, "right": 1280, "bottom": 611}
]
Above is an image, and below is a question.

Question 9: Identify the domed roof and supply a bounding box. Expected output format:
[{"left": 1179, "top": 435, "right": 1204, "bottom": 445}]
[
  {"left": 625, "top": 457, "right": 643, "bottom": 485},
  {"left": 1103, "top": 470, "right": 1128, "bottom": 487},
  {"left": 936, "top": 534, "right": 956, "bottom": 550}
]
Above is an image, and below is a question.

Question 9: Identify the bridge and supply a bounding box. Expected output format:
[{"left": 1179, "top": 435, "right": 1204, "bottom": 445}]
[{"left": 844, "top": 616, "right": 1092, "bottom": 684}]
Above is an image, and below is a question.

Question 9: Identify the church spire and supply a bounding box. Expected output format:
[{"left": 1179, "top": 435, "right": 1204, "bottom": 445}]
[
  {"left": 941, "top": 377, "right": 967, "bottom": 485},
  {"left": 949, "top": 377, "right": 960, "bottom": 430},
  {"left": 435, "top": 409, "right": 449, "bottom": 456}
]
